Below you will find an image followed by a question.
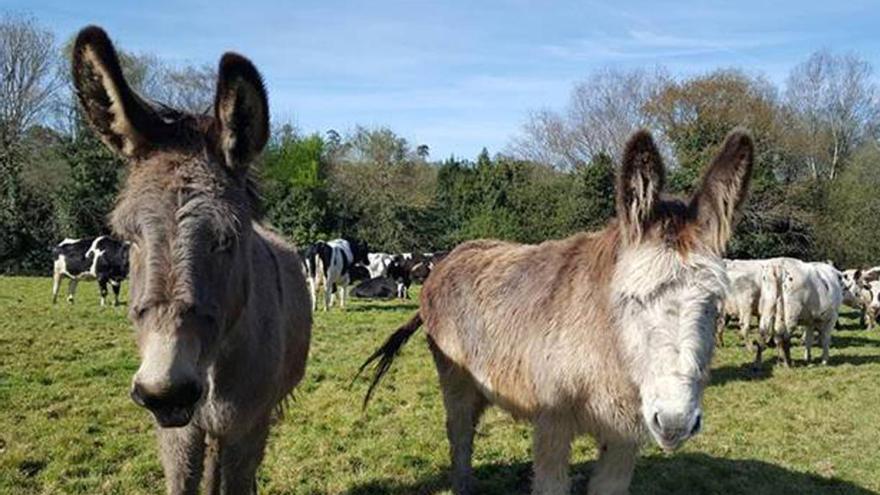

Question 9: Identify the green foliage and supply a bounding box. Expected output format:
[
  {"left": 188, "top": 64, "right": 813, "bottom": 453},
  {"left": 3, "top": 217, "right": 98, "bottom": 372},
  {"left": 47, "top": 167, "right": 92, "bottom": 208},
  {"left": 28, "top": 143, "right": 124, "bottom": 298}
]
[
  {"left": 572, "top": 152, "right": 616, "bottom": 231},
  {"left": 261, "top": 128, "right": 333, "bottom": 245},
  {"left": 816, "top": 144, "right": 880, "bottom": 266},
  {"left": 57, "top": 125, "right": 123, "bottom": 239}
]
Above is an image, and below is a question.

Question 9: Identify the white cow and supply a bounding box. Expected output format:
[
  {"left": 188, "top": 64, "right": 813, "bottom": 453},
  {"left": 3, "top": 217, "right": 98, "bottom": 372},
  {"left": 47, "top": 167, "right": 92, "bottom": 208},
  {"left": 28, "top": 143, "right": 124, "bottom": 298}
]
[
  {"left": 718, "top": 259, "right": 763, "bottom": 346},
  {"left": 841, "top": 269, "right": 866, "bottom": 326},
  {"left": 863, "top": 280, "right": 880, "bottom": 330},
  {"left": 366, "top": 253, "right": 395, "bottom": 279},
  {"left": 768, "top": 259, "right": 843, "bottom": 366},
  {"left": 841, "top": 267, "right": 880, "bottom": 330}
]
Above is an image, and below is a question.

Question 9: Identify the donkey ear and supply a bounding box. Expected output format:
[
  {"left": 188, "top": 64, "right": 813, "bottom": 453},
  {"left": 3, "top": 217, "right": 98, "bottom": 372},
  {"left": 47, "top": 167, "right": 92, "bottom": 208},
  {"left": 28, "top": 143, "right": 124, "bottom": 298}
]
[
  {"left": 616, "top": 130, "right": 665, "bottom": 242},
  {"left": 690, "top": 129, "right": 754, "bottom": 254},
  {"left": 72, "top": 26, "right": 169, "bottom": 158},
  {"left": 213, "top": 53, "right": 269, "bottom": 172}
]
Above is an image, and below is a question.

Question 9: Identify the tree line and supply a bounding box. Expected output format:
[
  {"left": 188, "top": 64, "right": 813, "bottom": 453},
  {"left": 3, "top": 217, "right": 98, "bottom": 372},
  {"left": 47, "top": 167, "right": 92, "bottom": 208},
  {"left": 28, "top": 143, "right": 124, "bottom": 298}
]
[{"left": 2, "top": 12, "right": 879, "bottom": 274}]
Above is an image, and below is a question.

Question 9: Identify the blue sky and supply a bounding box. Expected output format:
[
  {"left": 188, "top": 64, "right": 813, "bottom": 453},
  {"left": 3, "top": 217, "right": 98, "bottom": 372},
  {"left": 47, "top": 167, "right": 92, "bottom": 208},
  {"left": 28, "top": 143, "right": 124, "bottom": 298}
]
[{"left": 8, "top": 0, "right": 880, "bottom": 159}]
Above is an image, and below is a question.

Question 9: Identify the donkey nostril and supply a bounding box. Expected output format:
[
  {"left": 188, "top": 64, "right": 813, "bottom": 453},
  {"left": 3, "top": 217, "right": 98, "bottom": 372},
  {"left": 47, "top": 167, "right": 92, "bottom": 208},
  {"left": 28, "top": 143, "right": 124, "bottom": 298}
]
[
  {"left": 130, "top": 381, "right": 202, "bottom": 411},
  {"left": 130, "top": 383, "right": 146, "bottom": 407},
  {"left": 690, "top": 413, "right": 703, "bottom": 436},
  {"left": 652, "top": 412, "right": 662, "bottom": 430}
]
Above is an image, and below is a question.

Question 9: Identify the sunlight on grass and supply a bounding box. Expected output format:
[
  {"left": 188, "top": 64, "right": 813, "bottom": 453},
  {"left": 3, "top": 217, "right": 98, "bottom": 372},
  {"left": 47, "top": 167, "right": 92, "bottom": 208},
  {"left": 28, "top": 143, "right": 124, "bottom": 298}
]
[{"left": 1, "top": 277, "right": 878, "bottom": 494}]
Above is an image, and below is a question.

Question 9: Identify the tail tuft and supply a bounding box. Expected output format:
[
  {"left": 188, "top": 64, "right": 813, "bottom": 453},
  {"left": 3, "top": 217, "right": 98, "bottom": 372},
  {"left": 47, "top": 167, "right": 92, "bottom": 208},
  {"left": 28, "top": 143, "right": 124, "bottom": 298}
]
[{"left": 354, "top": 313, "right": 423, "bottom": 410}]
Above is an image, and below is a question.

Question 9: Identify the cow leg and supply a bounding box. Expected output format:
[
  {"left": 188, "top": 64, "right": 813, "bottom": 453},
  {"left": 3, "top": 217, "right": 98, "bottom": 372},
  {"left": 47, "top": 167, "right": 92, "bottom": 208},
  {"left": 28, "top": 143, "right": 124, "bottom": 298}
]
[
  {"left": 111, "top": 280, "right": 122, "bottom": 306},
  {"left": 532, "top": 413, "right": 574, "bottom": 495},
  {"left": 67, "top": 279, "right": 79, "bottom": 304},
  {"left": 323, "top": 281, "right": 332, "bottom": 311},
  {"left": 752, "top": 311, "right": 771, "bottom": 371},
  {"left": 98, "top": 278, "right": 109, "bottom": 307},
  {"left": 775, "top": 327, "right": 792, "bottom": 368},
  {"left": 819, "top": 319, "right": 835, "bottom": 365},
  {"left": 803, "top": 324, "right": 815, "bottom": 364},
  {"left": 588, "top": 440, "right": 638, "bottom": 495},
  {"left": 429, "top": 337, "right": 488, "bottom": 495},
  {"left": 339, "top": 276, "right": 349, "bottom": 309},
  {"left": 308, "top": 277, "right": 318, "bottom": 313},
  {"left": 157, "top": 424, "right": 205, "bottom": 495},
  {"left": 51, "top": 271, "right": 63, "bottom": 304}
]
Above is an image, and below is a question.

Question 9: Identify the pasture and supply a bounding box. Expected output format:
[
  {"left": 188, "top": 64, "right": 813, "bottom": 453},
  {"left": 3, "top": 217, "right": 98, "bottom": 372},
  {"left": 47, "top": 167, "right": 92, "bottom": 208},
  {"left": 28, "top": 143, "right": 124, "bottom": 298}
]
[{"left": 1, "top": 276, "right": 880, "bottom": 494}]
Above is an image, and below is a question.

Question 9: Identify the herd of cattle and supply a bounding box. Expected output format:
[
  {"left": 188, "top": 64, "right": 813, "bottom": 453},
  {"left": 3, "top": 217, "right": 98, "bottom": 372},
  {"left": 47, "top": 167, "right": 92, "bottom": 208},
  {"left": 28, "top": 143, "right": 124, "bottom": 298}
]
[
  {"left": 51, "top": 236, "right": 880, "bottom": 368},
  {"left": 719, "top": 257, "right": 880, "bottom": 369},
  {"left": 51, "top": 235, "right": 447, "bottom": 309}
]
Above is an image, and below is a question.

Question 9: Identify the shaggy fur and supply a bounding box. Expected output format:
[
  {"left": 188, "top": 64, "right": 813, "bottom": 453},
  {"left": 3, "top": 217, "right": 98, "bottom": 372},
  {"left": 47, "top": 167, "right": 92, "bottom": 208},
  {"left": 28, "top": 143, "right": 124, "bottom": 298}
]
[
  {"left": 72, "top": 26, "right": 311, "bottom": 495},
  {"left": 360, "top": 129, "right": 753, "bottom": 495}
]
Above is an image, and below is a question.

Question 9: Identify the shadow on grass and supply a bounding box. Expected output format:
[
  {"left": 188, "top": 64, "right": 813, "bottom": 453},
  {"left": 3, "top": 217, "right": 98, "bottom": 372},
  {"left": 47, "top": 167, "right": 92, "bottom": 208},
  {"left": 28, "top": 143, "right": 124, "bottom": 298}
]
[
  {"left": 347, "top": 302, "right": 419, "bottom": 313},
  {"left": 832, "top": 335, "right": 880, "bottom": 348},
  {"left": 825, "top": 353, "right": 880, "bottom": 367},
  {"left": 343, "top": 453, "right": 877, "bottom": 495},
  {"left": 710, "top": 361, "right": 775, "bottom": 387},
  {"left": 836, "top": 321, "right": 866, "bottom": 331}
]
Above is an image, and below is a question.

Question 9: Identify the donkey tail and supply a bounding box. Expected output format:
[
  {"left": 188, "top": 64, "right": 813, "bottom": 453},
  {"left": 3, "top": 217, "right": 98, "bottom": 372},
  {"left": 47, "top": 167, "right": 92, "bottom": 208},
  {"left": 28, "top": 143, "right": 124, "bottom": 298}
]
[{"left": 355, "top": 312, "right": 423, "bottom": 410}]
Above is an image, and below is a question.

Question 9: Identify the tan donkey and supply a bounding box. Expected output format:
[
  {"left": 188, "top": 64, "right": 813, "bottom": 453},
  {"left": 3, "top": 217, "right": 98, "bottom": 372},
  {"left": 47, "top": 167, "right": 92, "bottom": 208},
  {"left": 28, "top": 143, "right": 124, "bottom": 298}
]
[
  {"left": 72, "top": 27, "right": 311, "bottom": 494},
  {"left": 360, "top": 129, "right": 753, "bottom": 494}
]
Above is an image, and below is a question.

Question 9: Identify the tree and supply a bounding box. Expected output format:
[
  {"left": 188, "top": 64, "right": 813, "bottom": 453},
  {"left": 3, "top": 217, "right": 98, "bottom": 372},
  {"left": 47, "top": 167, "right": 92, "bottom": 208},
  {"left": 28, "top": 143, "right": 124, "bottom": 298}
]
[
  {"left": 572, "top": 152, "right": 615, "bottom": 231},
  {"left": 815, "top": 143, "right": 880, "bottom": 265},
  {"left": 416, "top": 144, "right": 430, "bottom": 160},
  {"left": 0, "top": 13, "right": 62, "bottom": 272},
  {"left": 785, "top": 49, "right": 880, "bottom": 181},
  {"left": 0, "top": 14, "right": 61, "bottom": 147},
  {"left": 342, "top": 125, "right": 410, "bottom": 166},
  {"left": 510, "top": 67, "right": 670, "bottom": 168}
]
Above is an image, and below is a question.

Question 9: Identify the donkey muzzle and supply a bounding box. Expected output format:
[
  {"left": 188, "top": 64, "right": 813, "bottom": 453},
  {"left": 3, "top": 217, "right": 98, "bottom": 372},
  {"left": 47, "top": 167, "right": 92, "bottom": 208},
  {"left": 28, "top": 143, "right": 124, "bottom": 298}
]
[{"left": 131, "top": 380, "right": 202, "bottom": 428}]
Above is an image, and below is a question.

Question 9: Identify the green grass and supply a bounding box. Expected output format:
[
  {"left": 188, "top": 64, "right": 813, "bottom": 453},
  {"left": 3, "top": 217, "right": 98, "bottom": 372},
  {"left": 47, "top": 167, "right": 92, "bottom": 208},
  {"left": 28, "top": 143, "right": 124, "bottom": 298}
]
[{"left": 1, "top": 275, "right": 879, "bottom": 494}]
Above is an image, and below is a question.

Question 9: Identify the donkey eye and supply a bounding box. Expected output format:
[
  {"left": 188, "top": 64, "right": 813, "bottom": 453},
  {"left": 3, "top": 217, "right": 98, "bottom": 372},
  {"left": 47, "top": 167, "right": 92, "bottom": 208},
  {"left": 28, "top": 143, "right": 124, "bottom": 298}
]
[{"left": 212, "top": 237, "right": 233, "bottom": 253}]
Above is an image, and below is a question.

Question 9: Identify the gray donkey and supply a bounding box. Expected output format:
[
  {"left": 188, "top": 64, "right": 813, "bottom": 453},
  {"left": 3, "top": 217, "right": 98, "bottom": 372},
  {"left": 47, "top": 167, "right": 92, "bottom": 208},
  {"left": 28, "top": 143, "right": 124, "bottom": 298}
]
[
  {"left": 72, "top": 26, "right": 311, "bottom": 494},
  {"left": 360, "top": 130, "right": 753, "bottom": 495}
]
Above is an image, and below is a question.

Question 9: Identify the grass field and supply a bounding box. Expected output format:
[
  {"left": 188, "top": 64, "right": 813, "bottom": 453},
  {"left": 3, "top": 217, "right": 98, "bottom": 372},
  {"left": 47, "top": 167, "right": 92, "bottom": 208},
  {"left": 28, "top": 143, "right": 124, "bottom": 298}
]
[{"left": 1, "top": 275, "right": 879, "bottom": 494}]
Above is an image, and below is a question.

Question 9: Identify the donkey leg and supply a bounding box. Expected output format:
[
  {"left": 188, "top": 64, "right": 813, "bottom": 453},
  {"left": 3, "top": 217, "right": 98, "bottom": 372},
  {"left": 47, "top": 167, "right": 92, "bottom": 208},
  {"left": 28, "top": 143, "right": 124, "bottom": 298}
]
[
  {"left": 588, "top": 440, "right": 638, "bottom": 495},
  {"left": 203, "top": 435, "right": 221, "bottom": 495},
  {"left": 156, "top": 424, "right": 205, "bottom": 495},
  {"left": 531, "top": 413, "right": 574, "bottom": 495},
  {"left": 218, "top": 420, "right": 270, "bottom": 495},
  {"left": 429, "top": 338, "right": 488, "bottom": 495}
]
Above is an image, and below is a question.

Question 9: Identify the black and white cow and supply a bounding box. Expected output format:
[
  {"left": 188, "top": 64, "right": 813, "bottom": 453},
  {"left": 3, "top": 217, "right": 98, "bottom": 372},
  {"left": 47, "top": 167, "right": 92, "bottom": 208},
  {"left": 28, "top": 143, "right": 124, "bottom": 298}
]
[
  {"left": 303, "top": 238, "right": 369, "bottom": 311},
  {"left": 366, "top": 252, "right": 395, "bottom": 279},
  {"left": 352, "top": 276, "right": 398, "bottom": 299},
  {"left": 52, "top": 236, "right": 129, "bottom": 306},
  {"left": 386, "top": 251, "right": 449, "bottom": 299}
]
